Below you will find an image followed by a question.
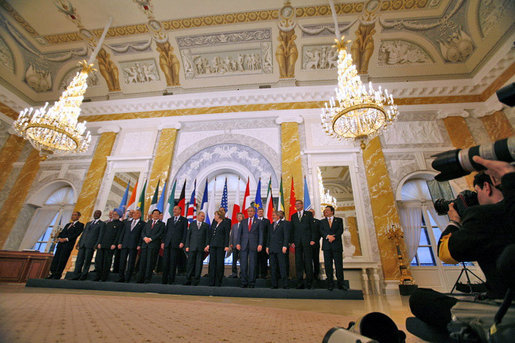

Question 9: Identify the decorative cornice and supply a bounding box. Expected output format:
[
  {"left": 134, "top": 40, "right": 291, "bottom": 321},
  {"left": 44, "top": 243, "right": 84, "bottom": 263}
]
[
  {"left": 436, "top": 109, "right": 469, "bottom": 120},
  {"left": 158, "top": 122, "right": 182, "bottom": 130},
  {"left": 275, "top": 115, "right": 304, "bottom": 124},
  {"left": 97, "top": 126, "right": 120, "bottom": 134}
]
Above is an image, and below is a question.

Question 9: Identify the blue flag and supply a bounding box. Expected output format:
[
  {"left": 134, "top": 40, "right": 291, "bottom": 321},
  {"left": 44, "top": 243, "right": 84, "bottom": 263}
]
[
  {"left": 117, "top": 181, "right": 130, "bottom": 215},
  {"left": 157, "top": 181, "right": 166, "bottom": 213},
  {"left": 304, "top": 176, "right": 312, "bottom": 210},
  {"left": 221, "top": 178, "right": 228, "bottom": 212},
  {"left": 254, "top": 178, "right": 263, "bottom": 217},
  {"left": 200, "top": 179, "right": 210, "bottom": 225}
]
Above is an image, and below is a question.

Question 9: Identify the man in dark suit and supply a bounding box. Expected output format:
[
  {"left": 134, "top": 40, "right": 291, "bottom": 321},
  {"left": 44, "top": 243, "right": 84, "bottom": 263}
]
[
  {"left": 278, "top": 210, "right": 292, "bottom": 278},
  {"left": 161, "top": 205, "right": 188, "bottom": 284},
  {"left": 184, "top": 211, "right": 209, "bottom": 285},
  {"left": 71, "top": 210, "right": 104, "bottom": 280},
  {"left": 117, "top": 209, "right": 145, "bottom": 282},
  {"left": 229, "top": 212, "right": 243, "bottom": 278},
  {"left": 47, "top": 211, "right": 84, "bottom": 279},
  {"left": 309, "top": 209, "right": 322, "bottom": 280},
  {"left": 138, "top": 209, "right": 165, "bottom": 283},
  {"left": 237, "top": 207, "right": 263, "bottom": 288},
  {"left": 267, "top": 211, "right": 289, "bottom": 289},
  {"left": 206, "top": 210, "right": 230, "bottom": 286},
  {"left": 256, "top": 208, "right": 270, "bottom": 278},
  {"left": 320, "top": 205, "right": 346, "bottom": 290},
  {"left": 94, "top": 209, "right": 123, "bottom": 281},
  {"left": 290, "top": 200, "right": 316, "bottom": 289}
]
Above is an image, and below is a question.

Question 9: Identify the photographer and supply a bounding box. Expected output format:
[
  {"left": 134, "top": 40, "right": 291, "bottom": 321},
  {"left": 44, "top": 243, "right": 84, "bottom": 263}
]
[{"left": 409, "top": 167, "right": 515, "bottom": 333}]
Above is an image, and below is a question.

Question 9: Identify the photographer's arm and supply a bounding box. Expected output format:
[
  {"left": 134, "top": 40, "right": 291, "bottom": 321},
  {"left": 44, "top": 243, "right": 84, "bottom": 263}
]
[{"left": 501, "top": 172, "right": 515, "bottom": 231}]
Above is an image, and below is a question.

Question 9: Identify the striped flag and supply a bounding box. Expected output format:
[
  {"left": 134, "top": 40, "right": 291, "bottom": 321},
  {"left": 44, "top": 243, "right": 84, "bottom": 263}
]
[
  {"left": 117, "top": 181, "right": 130, "bottom": 218},
  {"left": 221, "top": 177, "right": 228, "bottom": 212},
  {"left": 265, "top": 177, "right": 274, "bottom": 219},
  {"left": 288, "top": 177, "right": 296, "bottom": 219},
  {"left": 178, "top": 180, "right": 186, "bottom": 216},
  {"left": 148, "top": 180, "right": 160, "bottom": 215},
  {"left": 207, "top": 178, "right": 216, "bottom": 223},
  {"left": 157, "top": 181, "right": 167, "bottom": 213},
  {"left": 200, "top": 178, "right": 210, "bottom": 225},
  {"left": 163, "top": 179, "right": 176, "bottom": 222},
  {"left": 231, "top": 177, "right": 241, "bottom": 225},
  {"left": 242, "top": 177, "right": 251, "bottom": 218},
  {"left": 186, "top": 180, "right": 197, "bottom": 223},
  {"left": 136, "top": 180, "right": 147, "bottom": 213},
  {"left": 278, "top": 176, "right": 285, "bottom": 212},
  {"left": 304, "top": 176, "right": 312, "bottom": 210},
  {"left": 125, "top": 180, "right": 138, "bottom": 216}
]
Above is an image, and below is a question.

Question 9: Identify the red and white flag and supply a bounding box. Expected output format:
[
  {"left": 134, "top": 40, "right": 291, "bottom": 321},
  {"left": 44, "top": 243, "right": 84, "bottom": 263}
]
[
  {"left": 265, "top": 177, "right": 274, "bottom": 220},
  {"left": 242, "top": 177, "right": 251, "bottom": 218},
  {"left": 231, "top": 177, "right": 241, "bottom": 225}
]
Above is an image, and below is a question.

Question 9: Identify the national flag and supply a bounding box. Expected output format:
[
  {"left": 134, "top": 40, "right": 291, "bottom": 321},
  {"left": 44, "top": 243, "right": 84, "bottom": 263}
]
[
  {"left": 136, "top": 180, "right": 147, "bottom": 213},
  {"left": 242, "top": 177, "right": 251, "bottom": 218},
  {"left": 200, "top": 178, "right": 210, "bottom": 225},
  {"left": 289, "top": 177, "right": 296, "bottom": 219},
  {"left": 125, "top": 179, "right": 138, "bottom": 216},
  {"left": 278, "top": 176, "right": 285, "bottom": 212},
  {"left": 148, "top": 180, "right": 160, "bottom": 215},
  {"left": 186, "top": 180, "right": 197, "bottom": 223},
  {"left": 221, "top": 178, "right": 228, "bottom": 212},
  {"left": 117, "top": 181, "right": 130, "bottom": 218},
  {"left": 177, "top": 180, "right": 186, "bottom": 216},
  {"left": 163, "top": 179, "right": 176, "bottom": 222},
  {"left": 207, "top": 178, "right": 216, "bottom": 224},
  {"left": 254, "top": 178, "right": 263, "bottom": 217},
  {"left": 231, "top": 177, "right": 241, "bottom": 226},
  {"left": 265, "top": 177, "right": 274, "bottom": 220},
  {"left": 157, "top": 181, "right": 167, "bottom": 213},
  {"left": 304, "top": 176, "right": 312, "bottom": 211}
]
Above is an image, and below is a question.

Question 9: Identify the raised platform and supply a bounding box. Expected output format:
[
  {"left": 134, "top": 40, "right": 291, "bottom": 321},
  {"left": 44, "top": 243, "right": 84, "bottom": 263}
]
[{"left": 25, "top": 272, "right": 363, "bottom": 300}]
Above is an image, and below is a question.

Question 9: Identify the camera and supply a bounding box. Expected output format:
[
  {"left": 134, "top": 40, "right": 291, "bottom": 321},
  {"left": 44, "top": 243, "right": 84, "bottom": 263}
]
[{"left": 433, "top": 190, "right": 479, "bottom": 217}]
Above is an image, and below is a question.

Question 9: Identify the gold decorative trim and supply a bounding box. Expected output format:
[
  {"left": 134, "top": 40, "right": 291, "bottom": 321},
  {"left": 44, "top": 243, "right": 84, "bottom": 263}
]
[
  {"left": 0, "top": 101, "right": 19, "bottom": 120},
  {"left": 0, "top": 0, "right": 41, "bottom": 39}
]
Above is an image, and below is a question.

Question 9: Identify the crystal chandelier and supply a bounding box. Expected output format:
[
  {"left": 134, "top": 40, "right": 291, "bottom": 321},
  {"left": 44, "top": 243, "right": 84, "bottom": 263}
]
[
  {"left": 318, "top": 167, "right": 337, "bottom": 208},
  {"left": 13, "top": 18, "right": 112, "bottom": 158},
  {"left": 320, "top": 1, "right": 398, "bottom": 148}
]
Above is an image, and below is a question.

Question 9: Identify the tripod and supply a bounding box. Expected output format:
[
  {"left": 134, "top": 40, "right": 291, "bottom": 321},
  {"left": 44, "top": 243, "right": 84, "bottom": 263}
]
[{"left": 450, "top": 262, "right": 485, "bottom": 294}]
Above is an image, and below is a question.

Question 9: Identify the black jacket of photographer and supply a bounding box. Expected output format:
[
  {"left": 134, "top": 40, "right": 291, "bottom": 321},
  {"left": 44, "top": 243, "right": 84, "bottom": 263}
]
[{"left": 438, "top": 182, "right": 515, "bottom": 298}]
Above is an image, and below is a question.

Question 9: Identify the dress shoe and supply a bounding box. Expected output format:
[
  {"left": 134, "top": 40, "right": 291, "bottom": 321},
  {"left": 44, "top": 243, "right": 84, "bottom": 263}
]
[
  {"left": 338, "top": 284, "right": 349, "bottom": 291},
  {"left": 93, "top": 277, "right": 101, "bottom": 282},
  {"left": 79, "top": 275, "right": 88, "bottom": 281},
  {"left": 283, "top": 285, "right": 288, "bottom": 289},
  {"left": 192, "top": 281, "right": 199, "bottom": 286},
  {"left": 327, "top": 285, "right": 334, "bottom": 291},
  {"left": 136, "top": 280, "right": 144, "bottom": 284},
  {"left": 241, "top": 284, "right": 248, "bottom": 288},
  {"left": 271, "top": 286, "right": 278, "bottom": 289},
  {"left": 45, "top": 275, "right": 54, "bottom": 279},
  {"left": 296, "top": 283, "right": 305, "bottom": 289},
  {"left": 70, "top": 276, "right": 80, "bottom": 280},
  {"left": 116, "top": 278, "right": 125, "bottom": 283},
  {"left": 249, "top": 285, "right": 255, "bottom": 288},
  {"left": 144, "top": 280, "right": 151, "bottom": 284},
  {"left": 183, "top": 280, "right": 192, "bottom": 286}
]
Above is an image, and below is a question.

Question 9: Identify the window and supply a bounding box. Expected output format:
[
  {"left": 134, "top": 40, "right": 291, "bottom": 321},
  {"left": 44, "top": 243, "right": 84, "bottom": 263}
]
[
  {"left": 33, "top": 212, "right": 59, "bottom": 253},
  {"left": 411, "top": 215, "right": 436, "bottom": 266}
]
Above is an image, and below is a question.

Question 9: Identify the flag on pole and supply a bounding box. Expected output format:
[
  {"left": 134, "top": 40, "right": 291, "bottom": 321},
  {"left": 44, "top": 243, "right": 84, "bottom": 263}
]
[
  {"left": 278, "top": 176, "right": 285, "bottom": 212},
  {"left": 254, "top": 178, "right": 263, "bottom": 216},
  {"left": 242, "top": 177, "right": 251, "bottom": 218},
  {"left": 265, "top": 177, "right": 274, "bottom": 219},
  {"left": 200, "top": 178, "right": 210, "bottom": 225},
  {"left": 148, "top": 180, "right": 160, "bottom": 215},
  {"left": 186, "top": 180, "right": 197, "bottom": 223},
  {"left": 117, "top": 181, "right": 130, "bottom": 218},
  {"left": 163, "top": 179, "right": 176, "bottom": 222},
  {"left": 221, "top": 178, "right": 228, "bottom": 212},
  {"left": 304, "top": 176, "right": 312, "bottom": 211},
  {"left": 231, "top": 177, "right": 241, "bottom": 225},
  {"left": 289, "top": 177, "right": 296, "bottom": 219},
  {"left": 157, "top": 181, "right": 167, "bottom": 213},
  {"left": 125, "top": 180, "right": 138, "bottom": 216},
  {"left": 136, "top": 180, "right": 147, "bottom": 213},
  {"left": 178, "top": 180, "right": 186, "bottom": 216},
  {"left": 207, "top": 178, "right": 216, "bottom": 223}
]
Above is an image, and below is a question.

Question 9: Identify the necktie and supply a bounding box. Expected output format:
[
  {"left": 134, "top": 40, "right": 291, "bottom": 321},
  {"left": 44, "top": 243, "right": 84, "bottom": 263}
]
[
  {"left": 151, "top": 221, "right": 155, "bottom": 229},
  {"left": 329, "top": 218, "right": 333, "bottom": 228},
  {"left": 249, "top": 218, "right": 252, "bottom": 232},
  {"left": 298, "top": 211, "right": 302, "bottom": 220},
  {"left": 174, "top": 217, "right": 178, "bottom": 224},
  {"left": 274, "top": 221, "right": 278, "bottom": 230},
  {"left": 131, "top": 220, "right": 136, "bottom": 231}
]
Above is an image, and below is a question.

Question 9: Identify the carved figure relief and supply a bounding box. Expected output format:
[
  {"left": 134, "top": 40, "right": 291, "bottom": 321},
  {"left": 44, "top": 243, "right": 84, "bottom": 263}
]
[
  {"left": 96, "top": 48, "right": 121, "bottom": 92},
  {"left": 350, "top": 22, "right": 376, "bottom": 74},
  {"left": 302, "top": 45, "right": 338, "bottom": 70},
  {"left": 378, "top": 40, "right": 433, "bottom": 65},
  {"left": 25, "top": 64, "right": 52, "bottom": 92},
  {"left": 438, "top": 29, "right": 474, "bottom": 63},
  {"left": 155, "top": 41, "right": 180, "bottom": 86},
  {"left": 120, "top": 60, "right": 159, "bottom": 84}
]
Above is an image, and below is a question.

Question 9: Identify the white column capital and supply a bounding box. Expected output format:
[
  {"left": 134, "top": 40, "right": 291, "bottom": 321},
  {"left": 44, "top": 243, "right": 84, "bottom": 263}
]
[
  {"left": 470, "top": 98, "right": 505, "bottom": 118},
  {"left": 436, "top": 109, "right": 469, "bottom": 120},
  {"left": 97, "top": 125, "right": 120, "bottom": 134},
  {"left": 158, "top": 122, "right": 182, "bottom": 130},
  {"left": 275, "top": 115, "right": 304, "bottom": 125}
]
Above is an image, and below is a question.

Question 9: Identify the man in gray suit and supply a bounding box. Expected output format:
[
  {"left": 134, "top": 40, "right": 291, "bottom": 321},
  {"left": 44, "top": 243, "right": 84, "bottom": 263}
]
[
  {"left": 267, "top": 211, "right": 289, "bottom": 289},
  {"left": 184, "top": 211, "right": 209, "bottom": 285},
  {"left": 229, "top": 212, "right": 243, "bottom": 278},
  {"left": 320, "top": 205, "right": 347, "bottom": 290},
  {"left": 236, "top": 207, "right": 263, "bottom": 288},
  {"left": 71, "top": 210, "right": 104, "bottom": 280}
]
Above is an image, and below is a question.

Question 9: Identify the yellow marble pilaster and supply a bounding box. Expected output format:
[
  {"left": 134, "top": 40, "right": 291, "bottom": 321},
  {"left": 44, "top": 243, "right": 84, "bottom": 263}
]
[
  {"left": 144, "top": 128, "right": 178, "bottom": 214},
  {"left": 0, "top": 149, "right": 41, "bottom": 248},
  {"left": 363, "top": 136, "right": 409, "bottom": 281},
  {"left": 347, "top": 216, "right": 362, "bottom": 256},
  {"left": 0, "top": 134, "right": 25, "bottom": 192},
  {"left": 480, "top": 110, "right": 514, "bottom": 141},
  {"left": 280, "top": 122, "right": 303, "bottom": 219}
]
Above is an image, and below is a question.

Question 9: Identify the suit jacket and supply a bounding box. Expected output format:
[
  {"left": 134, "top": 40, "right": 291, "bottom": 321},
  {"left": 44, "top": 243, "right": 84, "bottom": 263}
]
[
  {"left": 97, "top": 219, "right": 123, "bottom": 247},
  {"left": 207, "top": 219, "right": 230, "bottom": 248},
  {"left": 229, "top": 222, "right": 241, "bottom": 247},
  {"left": 290, "top": 210, "right": 316, "bottom": 247},
  {"left": 237, "top": 217, "right": 263, "bottom": 252},
  {"left": 267, "top": 220, "right": 289, "bottom": 253},
  {"left": 312, "top": 217, "right": 322, "bottom": 245},
  {"left": 118, "top": 218, "right": 145, "bottom": 249},
  {"left": 140, "top": 220, "right": 165, "bottom": 249},
  {"left": 185, "top": 220, "right": 209, "bottom": 252},
  {"left": 257, "top": 217, "right": 271, "bottom": 246},
  {"left": 164, "top": 216, "right": 188, "bottom": 248},
  {"left": 78, "top": 220, "right": 104, "bottom": 249},
  {"left": 58, "top": 221, "right": 84, "bottom": 246},
  {"left": 320, "top": 217, "right": 344, "bottom": 251}
]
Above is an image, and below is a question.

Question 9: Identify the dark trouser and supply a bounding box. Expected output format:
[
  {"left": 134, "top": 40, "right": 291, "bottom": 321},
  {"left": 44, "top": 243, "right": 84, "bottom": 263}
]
[
  {"left": 50, "top": 242, "right": 73, "bottom": 278},
  {"left": 177, "top": 249, "right": 187, "bottom": 274},
  {"left": 138, "top": 246, "right": 159, "bottom": 282},
  {"left": 119, "top": 248, "right": 138, "bottom": 282},
  {"left": 162, "top": 247, "right": 181, "bottom": 283},
  {"left": 73, "top": 247, "right": 95, "bottom": 278},
  {"left": 208, "top": 247, "right": 225, "bottom": 286},
  {"left": 257, "top": 250, "right": 268, "bottom": 278},
  {"left": 240, "top": 249, "right": 258, "bottom": 286},
  {"left": 95, "top": 248, "right": 115, "bottom": 281},
  {"left": 112, "top": 248, "right": 121, "bottom": 273},
  {"left": 186, "top": 250, "right": 204, "bottom": 283},
  {"left": 295, "top": 244, "right": 313, "bottom": 285},
  {"left": 323, "top": 249, "right": 344, "bottom": 287},
  {"left": 312, "top": 242, "right": 321, "bottom": 279},
  {"left": 409, "top": 288, "right": 458, "bottom": 329},
  {"left": 269, "top": 252, "right": 287, "bottom": 287},
  {"left": 231, "top": 249, "right": 239, "bottom": 276}
]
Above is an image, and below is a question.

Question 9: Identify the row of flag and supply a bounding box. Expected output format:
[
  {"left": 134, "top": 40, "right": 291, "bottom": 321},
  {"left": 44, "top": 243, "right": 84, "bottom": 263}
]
[{"left": 115, "top": 175, "right": 314, "bottom": 225}]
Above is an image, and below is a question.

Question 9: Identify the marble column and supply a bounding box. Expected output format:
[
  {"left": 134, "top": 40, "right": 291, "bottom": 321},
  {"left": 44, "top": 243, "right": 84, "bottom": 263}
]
[
  {"left": 479, "top": 110, "right": 514, "bottom": 141},
  {"left": 277, "top": 117, "right": 303, "bottom": 219},
  {"left": 144, "top": 126, "right": 180, "bottom": 215},
  {"left": 363, "top": 136, "right": 410, "bottom": 281},
  {"left": 347, "top": 216, "right": 362, "bottom": 256},
  {"left": 0, "top": 148, "right": 41, "bottom": 248},
  {"left": 0, "top": 134, "right": 25, "bottom": 193}
]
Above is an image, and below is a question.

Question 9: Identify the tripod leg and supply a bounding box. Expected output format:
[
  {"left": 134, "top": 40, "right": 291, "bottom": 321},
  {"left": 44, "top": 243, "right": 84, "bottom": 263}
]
[{"left": 450, "top": 267, "right": 466, "bottom": 294}]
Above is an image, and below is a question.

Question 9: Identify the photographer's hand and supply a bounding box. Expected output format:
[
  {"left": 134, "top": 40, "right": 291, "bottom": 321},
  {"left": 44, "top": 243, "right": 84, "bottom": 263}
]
[
  {"left": 473, "top": 156, "right": 515, "bottom": 186},
  {"left": 448, "top": 203, "right": 461, "bottom": 225}
]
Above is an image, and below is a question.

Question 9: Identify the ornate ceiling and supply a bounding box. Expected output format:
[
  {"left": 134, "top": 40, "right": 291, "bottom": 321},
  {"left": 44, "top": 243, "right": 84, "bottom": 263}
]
[{"left": 0, "top": 0, "right": 513, "bottom": 105}]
